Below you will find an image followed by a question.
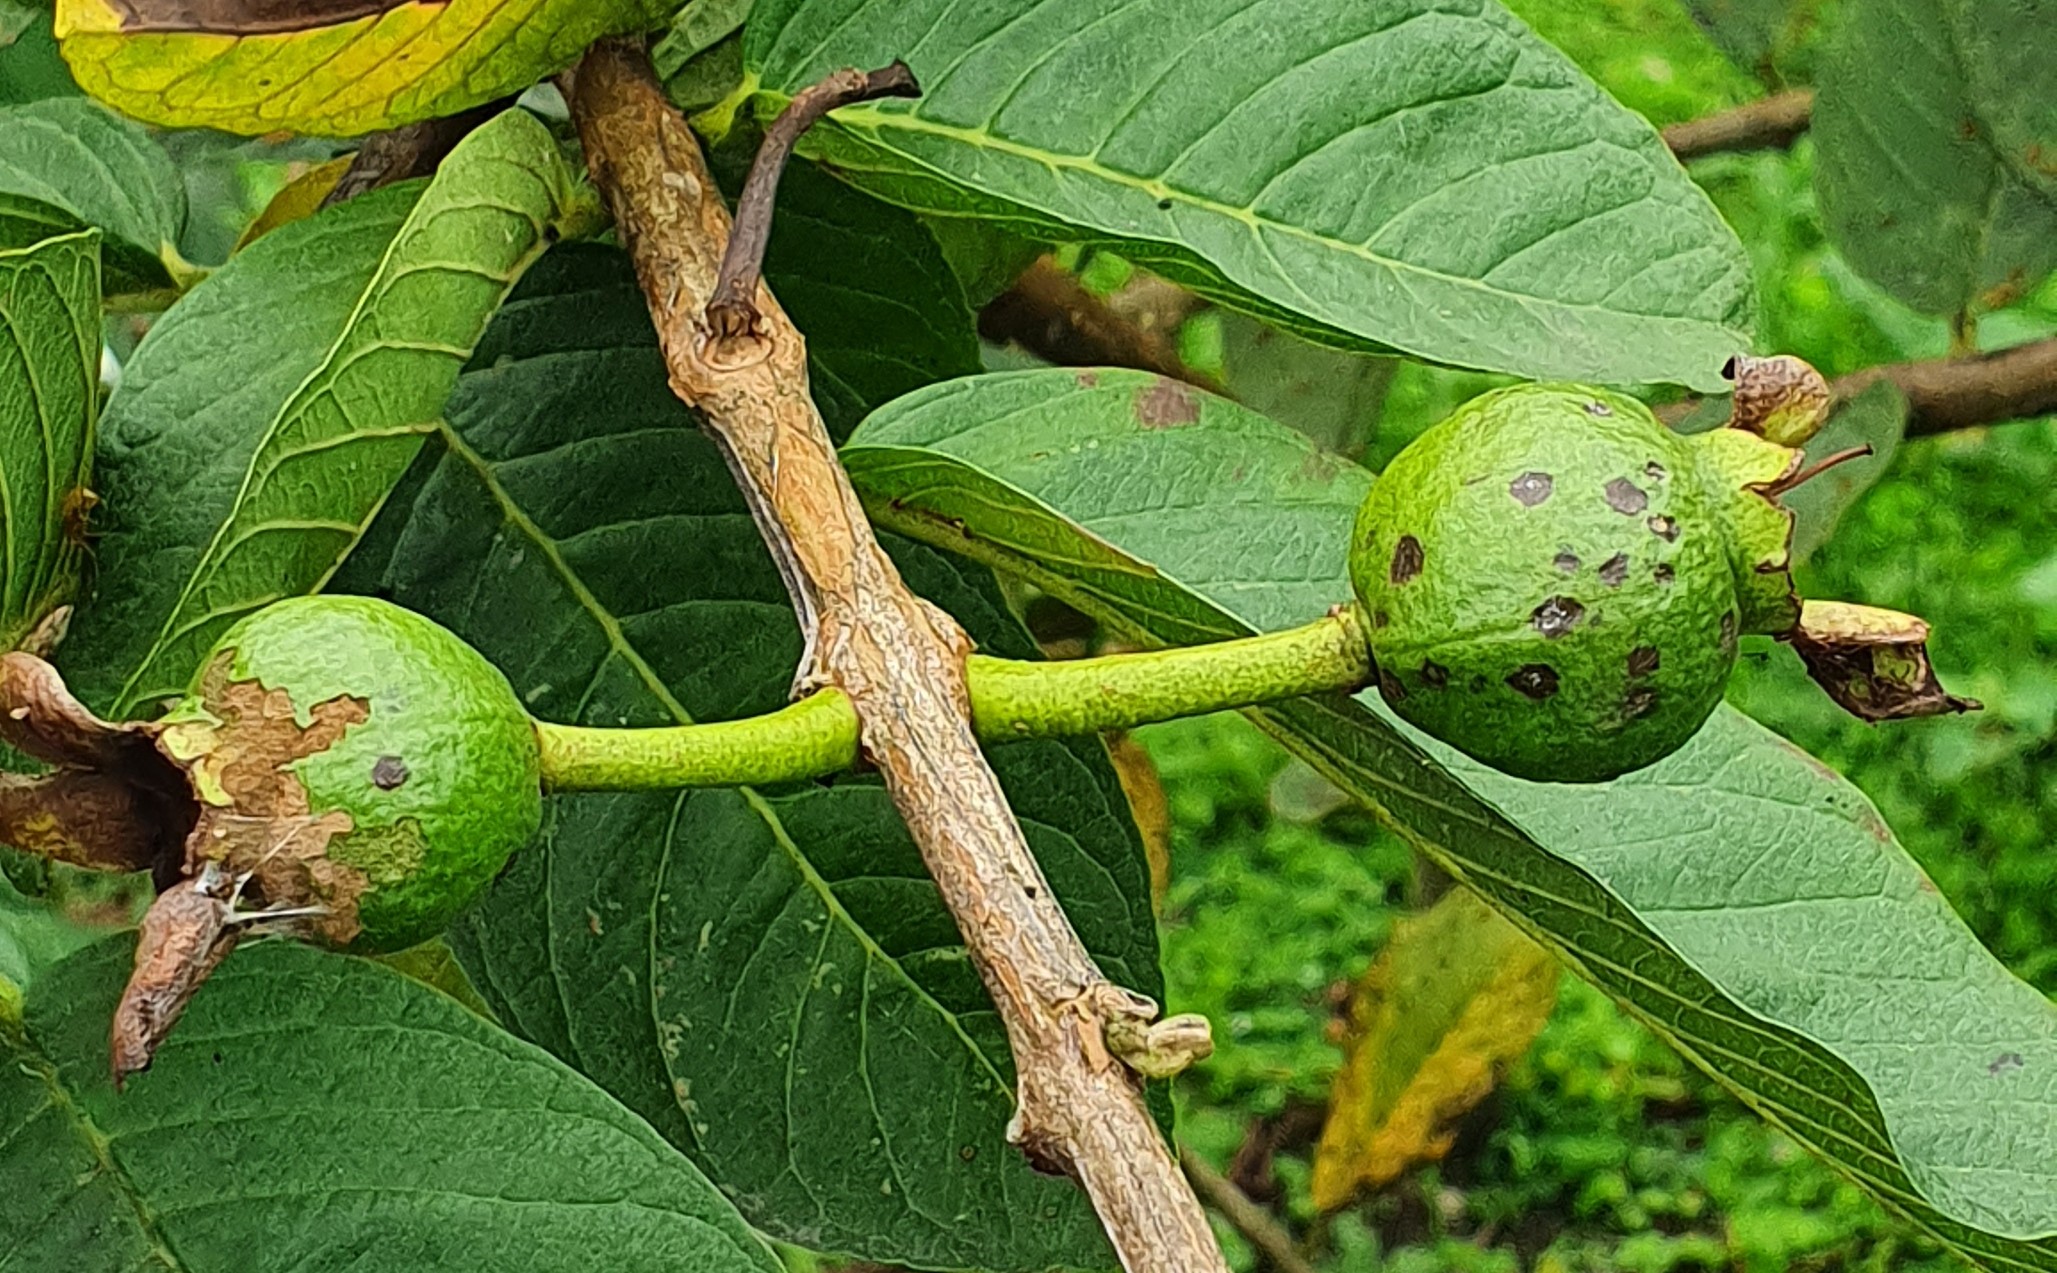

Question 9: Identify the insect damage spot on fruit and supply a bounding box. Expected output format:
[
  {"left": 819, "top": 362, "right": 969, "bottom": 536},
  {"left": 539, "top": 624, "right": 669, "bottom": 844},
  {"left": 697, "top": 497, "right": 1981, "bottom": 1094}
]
[
  {"left": 1506, "top": 664, "right": 1560, "bottom": 699},
  {"left": 1531, "top": 597, "right": 1584, "bottom": 638},
  {"left": 1654, "top": 563, "right": 1675, "bottom": 585},
  {"left": 1509, "top": 471, "right": 1553, "bottom": 506},
  {"left": 1599, "top": 553, "right": 1629, "bottom": 587},
  {"left": 1390, "top": 535, "right": 1424, "bottom": 584},
  {"left": 1419, "top": 661, "right": 1449, "bottom": 688},
  {"left": 1644, "top": 461, "right": 1667, "bottom": 482},
  {"left": 1553, "top": 550, "right": 1580, "bottom": 573},
  {"left": 1647, "top": 515, "right": 1679, "bottom": 541},
  {"left": 1378, "top": 668, "right": 1408, "bottom": 702},
  {"left": 1584, "top": 400, "right": 1612, "bottom": 416},
  {"left": 1604, "top": 478, "right": 1647, "bottom": 515},
  {"left": 371, "top": 755, "right": 410, "bottom": 790},
  {"left": 1628, "top": 646, "right": 1660, "bottom": 678},
  {"left": 1134, "top": 377, "right": 1199, "bottom": 428},
  {"left": 1623, "top": 687, "right": 1658, "bottom": 720}
]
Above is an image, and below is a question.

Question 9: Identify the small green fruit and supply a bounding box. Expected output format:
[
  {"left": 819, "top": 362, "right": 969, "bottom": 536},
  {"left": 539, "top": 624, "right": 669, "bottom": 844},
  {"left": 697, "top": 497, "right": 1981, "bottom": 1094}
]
[
  {"left": 1351, "top": 384, "right": 1797, "bottom": 783},
  {"left": 158, "top": 596, "right": 540, "bottom": 952}
]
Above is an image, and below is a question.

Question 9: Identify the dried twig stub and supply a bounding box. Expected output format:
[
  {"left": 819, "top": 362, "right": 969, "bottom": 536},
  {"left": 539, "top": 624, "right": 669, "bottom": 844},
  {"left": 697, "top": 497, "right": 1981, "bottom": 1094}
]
[
  {"left": 112, "top": 870, "right": 240, "bottom": 1086},
  {"left": 1786, "top": 600, "right": 1981, "bottom": 722},
  {"left": 704, "top": 60, "right": 920, "bottom": 343},
  {"left": 1724, "top": 353, "right": 1832, "bottom": 446}
]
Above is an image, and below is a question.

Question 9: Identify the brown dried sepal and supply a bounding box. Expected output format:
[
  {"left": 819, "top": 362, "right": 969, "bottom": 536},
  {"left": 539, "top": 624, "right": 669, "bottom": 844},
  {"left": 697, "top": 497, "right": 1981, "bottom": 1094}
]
[
  {"left": 1724, "top": 354, "right": 1831, "bottom": 447},
  {"left": 111, "top": 873, "right": 240, "bottom": 1087},
  {"left": 156, "top": 652, "right": 372, "bottom": 948},
  {"left": 1786, "top": 600, "right": 1981, "bottom": 722}
]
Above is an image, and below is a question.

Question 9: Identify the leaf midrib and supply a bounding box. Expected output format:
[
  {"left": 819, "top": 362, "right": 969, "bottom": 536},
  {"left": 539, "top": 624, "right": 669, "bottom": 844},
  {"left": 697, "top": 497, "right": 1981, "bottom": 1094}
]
[{"left": 827, "top": 104, "right": 1721, "bottom": 332}]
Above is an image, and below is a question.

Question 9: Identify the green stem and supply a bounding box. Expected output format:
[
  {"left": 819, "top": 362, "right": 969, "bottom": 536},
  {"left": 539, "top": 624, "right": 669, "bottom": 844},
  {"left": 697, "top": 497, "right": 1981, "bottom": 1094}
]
[{"left": 535, "top": 608, "right": 1371, "bottom": 792}]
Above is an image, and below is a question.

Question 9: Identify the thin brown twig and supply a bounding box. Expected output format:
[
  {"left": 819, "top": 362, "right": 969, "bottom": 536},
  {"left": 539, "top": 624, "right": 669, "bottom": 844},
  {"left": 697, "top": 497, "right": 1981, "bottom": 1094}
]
[
  {"left": 564, "top": 40, "right": 1227, "bottom": 1273},
  {"left": 1180, "top": 1145, "right": 1320, "bottom": 1273},
  {"left": 1764, "top": 443, "right": 1874, "bottom": 496},
  {"left": 321, "top": 97, "right": 514, "bottom": 206},
  {"left": 979, "top": 258, "right": 1227, "bottom": 395},
  {"left": 1661, "top": 88, "right": 1814, "bottom": 160},
  {"left": 705, "top": 60, "right": 920, "bottom": 338}
]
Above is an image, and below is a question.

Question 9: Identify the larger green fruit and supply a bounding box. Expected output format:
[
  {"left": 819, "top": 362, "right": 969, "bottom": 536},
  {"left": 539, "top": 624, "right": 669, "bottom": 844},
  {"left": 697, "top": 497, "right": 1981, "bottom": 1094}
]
[
  {"left": 157, "top": 596, "right": 541, "bottom": 952},
  {"left": 1351, "top": 384, "right": 1788, "bottom": 783}
]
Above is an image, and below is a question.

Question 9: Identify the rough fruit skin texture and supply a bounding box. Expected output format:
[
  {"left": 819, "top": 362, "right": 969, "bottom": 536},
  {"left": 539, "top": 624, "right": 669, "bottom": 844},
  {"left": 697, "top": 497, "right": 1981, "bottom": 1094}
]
[
  {"left": 196, "top": 596, "right": 541, "bottom": 952},
  {"left": 1351, "top": 385, "right": 1742, "bottom": 783}
]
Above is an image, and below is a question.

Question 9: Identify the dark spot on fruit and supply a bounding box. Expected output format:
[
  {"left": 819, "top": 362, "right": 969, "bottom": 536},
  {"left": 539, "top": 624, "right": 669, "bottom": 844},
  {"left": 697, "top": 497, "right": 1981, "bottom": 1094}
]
[
  {"left": 1531, "top": 596, "right": 1584, "bottom": 638},
  {"left": 1379, "top": 668, "right": 1408, "bottom": 702},
  {"left": 1623, "top": 686, "right": 1658, "bottom": 720},
  {"left": 1647, "top": 515, "right": 1679, "bottom": 541},
  {"left": 1554, "top": 550, "right": 1580, "bottom": 573},
  {"left": 1628, "top": 646, "right": 1660, "bottom": 678},
  {"left": 1419, "top": 661, "right": 1449, "bottom": 688},
  {"left": 1599, "top": 553, "right": 1629, "bottom": 587},
  {"left": 1075, "top": 369, "right": 1098, "bottom": 388},
  {"left": 1390, "top": 535, "right": 1424, "bottom": 584},
  {"left": 1371, "top": 610, "right": 1389, "bottom": 629},
  {"left": 1644, "top": 460, "right": 1667, "bottom": 481},
  {"left": 1509, "top": 471, "right": 1553, "bottom": 506},
  {"left": 1135, "top": 377, "right": 1199, "bottom": 428},
  {"left": 1604, "top": 478, "right": 1647, "bottom": 515},
  {"left": 1507, "top": 664, "right": 1560, "bottom": 700},
  {"left": 960, "top": 1144, "right": 978, "bottom": 1161},
  {"left": 1988, "top": 1051, "right": 2025, "bottom": 1076},
  {"left": 371, "top": 755, "right": 409, "bottom": 790},
  {"left": 1584, "top": 400, "right": 1612, "bottom": 416},
  {"left": 1720, "top": 611, "right": 1738, "bottom": 652},
  {"left": 1654, "top": 563, "right": 1675, "bottom": 585}
]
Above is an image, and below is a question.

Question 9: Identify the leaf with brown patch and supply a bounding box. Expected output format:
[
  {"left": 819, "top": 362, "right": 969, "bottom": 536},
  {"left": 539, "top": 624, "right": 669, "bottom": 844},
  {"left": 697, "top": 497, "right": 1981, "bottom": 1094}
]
[{"left": 1134, "top": 376, "right": 1200, "bottom": 428}]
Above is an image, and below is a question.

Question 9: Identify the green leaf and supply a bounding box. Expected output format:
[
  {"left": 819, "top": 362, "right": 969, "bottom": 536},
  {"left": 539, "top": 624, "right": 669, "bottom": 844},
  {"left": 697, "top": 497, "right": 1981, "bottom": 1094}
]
[
  {"left": 0, "top": 98, "right": 182, "bottom": 294},
  {"left": 0, "top": 935, "right": 783, "bottom": 1271},
  {"left": 342, "top": 246, "right": 1151, "bottom": 1270},
  {"left": 1217, "top": 311, "right": 1395, "bottom": 456},
  {"left": 0, "top": 873, "right": 94, "bottom": 1007},
  {"left": 57, "top": 108, "right": 577, "bottom": 718},
  {"left": 0, "top": 7, "right": 80, "bottom": 106},
  {"left": 764, "top": 160, "right": 980, "bottom": 437},
  {"left": 1783, "top": 378, "right": 1906, "bottom": 562},
  {"left": 843, "top": 367, "right": 2057, "bottom": 1266},
  {"left": 1813, "top": 0, "right": 2057, "bottom": 315},
  {"left": 53, "top": 0, "right": 668, "bottom": 136},
  {"left": 744, "top": 0, "right": 1756, "bottom": 390},
  {"left": 0, "top": 227, "right": 96, "bottom": 650}
]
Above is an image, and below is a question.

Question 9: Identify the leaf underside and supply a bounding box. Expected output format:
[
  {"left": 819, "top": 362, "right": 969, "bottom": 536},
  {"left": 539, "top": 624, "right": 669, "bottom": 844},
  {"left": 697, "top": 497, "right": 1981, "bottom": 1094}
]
[
  {"left": 0, "top": 97, "right": 183, "bottom": 293},
  {"left": 746, "top": 0, "right": 1756, "bottom": 390},
  {"left": 843, "top": 368, "right": 2057, "bottom": 1267}
]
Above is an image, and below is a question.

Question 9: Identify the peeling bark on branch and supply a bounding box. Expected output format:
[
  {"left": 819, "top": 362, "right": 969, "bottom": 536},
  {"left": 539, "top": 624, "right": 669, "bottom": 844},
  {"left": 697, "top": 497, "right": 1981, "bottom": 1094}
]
[
  {"left": 1661, "top": 89, "right": 1814, "bottom": 160},
  {"left": 563, "top": 40, "right": 1226, "bottom": 1273}
]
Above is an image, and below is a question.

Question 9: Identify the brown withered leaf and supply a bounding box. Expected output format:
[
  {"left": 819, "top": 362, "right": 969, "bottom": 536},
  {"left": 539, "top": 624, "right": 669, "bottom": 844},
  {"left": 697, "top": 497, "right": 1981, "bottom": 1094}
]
[
  {"left": 0, "top": 770, "right": 163, "bottom": 873},
  {"left": 1311, "top": 891, "right": 1559, "bottom": 1211},
  {"left": 1786, "top": 600, "right": 1981, "bottom": 722},
  {"left": 111, "top": 871, "right": 240, "bottom": 1086},
  {"left": 1105, "top": 731, "right": 1171, "bottom": 912}
]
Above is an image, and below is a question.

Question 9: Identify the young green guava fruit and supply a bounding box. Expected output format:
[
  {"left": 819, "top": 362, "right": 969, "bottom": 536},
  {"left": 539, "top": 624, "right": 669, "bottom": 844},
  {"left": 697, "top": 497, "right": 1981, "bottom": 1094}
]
[
  {"left": 153, "top": 595, "right": 541, "bottom": 953},
  {"left": 1350, "top": 379, "right": 1808, "bottom": 783}
]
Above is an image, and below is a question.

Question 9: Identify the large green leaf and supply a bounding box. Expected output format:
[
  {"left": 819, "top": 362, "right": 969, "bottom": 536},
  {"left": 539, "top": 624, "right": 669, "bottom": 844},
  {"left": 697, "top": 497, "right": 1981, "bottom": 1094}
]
[
  {"left": 0, "top": 228, "right": 96, "bottom": 651},
  {"left": 57, "top": 108, "right": 577, "bottom": 718},
  {"left": 0, "top": 97, "right": 182, "bottom": 294},
  {"left": 744, "top": 0, "right": 1756, "bottom": 390},
  {"left": 842, "top": 368, "right": 2057, "bottom": 1267},
  {"left": 0, "top": 935, "right": 783, "bottom": 1271},
  {"left": 1813, "top": 0, "right": 2057, "bottom": 315},
  {"left": 53, "top": 0, "right": 667, "bottom": 136},
  {"left": 341, "top": 246, "right": 1153, "bottom": 1270}
]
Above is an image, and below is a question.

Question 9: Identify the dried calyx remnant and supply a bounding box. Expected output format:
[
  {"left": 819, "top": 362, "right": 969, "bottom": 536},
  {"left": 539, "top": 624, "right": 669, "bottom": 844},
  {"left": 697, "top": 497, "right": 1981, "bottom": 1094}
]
[
  {"left": 1349, "top": 354, "right": 1975, "bottom": 782},
  {"left": 0, "top": 597, "right": 541, "bottom": 1084}
]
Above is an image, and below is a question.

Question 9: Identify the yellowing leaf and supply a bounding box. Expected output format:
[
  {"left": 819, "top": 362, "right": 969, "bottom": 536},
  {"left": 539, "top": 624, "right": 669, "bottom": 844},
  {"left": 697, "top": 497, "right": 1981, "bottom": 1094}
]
[
  {"left": 234, "top": 155, "right": 352, "bottom": 252},
  {"left": 1106, "top": 731, "right": 1171, "bottom": 911},
  {"left": 1311, "top": 889, "right": 1559, "bottom": 1211},
  {"left": 55, "top": 0, "right": 668, "bottom": 136}
]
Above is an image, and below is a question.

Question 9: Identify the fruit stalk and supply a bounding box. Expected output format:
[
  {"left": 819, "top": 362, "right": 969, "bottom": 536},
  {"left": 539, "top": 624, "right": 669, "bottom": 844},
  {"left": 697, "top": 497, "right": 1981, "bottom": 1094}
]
[{"left": 534, "top": 607, "right": 1373, "bottom": 791}]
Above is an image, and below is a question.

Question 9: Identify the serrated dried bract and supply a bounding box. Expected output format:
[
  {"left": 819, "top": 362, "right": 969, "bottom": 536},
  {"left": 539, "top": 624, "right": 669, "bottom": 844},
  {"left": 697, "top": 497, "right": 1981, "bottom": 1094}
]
[
  {"left": 1786, "top": 600, "right": 1981, "bottom": 722},
  {"left": 159, "top": 653, "right": 371, "bottom": 947}
]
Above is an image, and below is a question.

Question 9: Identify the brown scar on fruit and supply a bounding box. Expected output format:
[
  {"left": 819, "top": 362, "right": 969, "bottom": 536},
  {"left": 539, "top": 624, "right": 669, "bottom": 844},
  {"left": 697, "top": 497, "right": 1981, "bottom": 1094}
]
[
  {"left": 0, "top": 648, "right": 371, "bottom": 1084},
  {"left": 1784, "top": 600, "right": 1980, "bottom": 722},
  {"left": 1603, "top": 478, "right": 1647, "bottom": 515},
  {"left": 1507, "top": 664, "right": 1560, "bottom": 700},
  {"left": 1599, "top": 553, "right": 1629, "bottom": 587},
  {"left": 1389, "top": 535, "right": 1424, "bottom": 584},
  {"left": 1508, "top": 471, "right": 1553, "bottom": 506},
  {"left": 1554, "top": 550, "right": 1581, "bottom": 574},
  {"left": 1531, "top": 596, "right": 1584, "bottom": 638}
]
